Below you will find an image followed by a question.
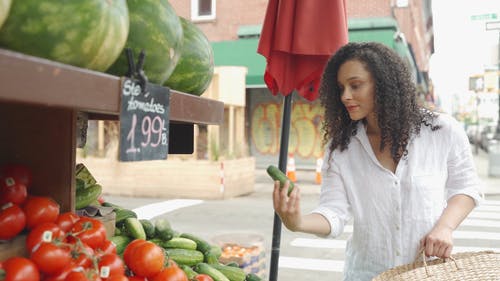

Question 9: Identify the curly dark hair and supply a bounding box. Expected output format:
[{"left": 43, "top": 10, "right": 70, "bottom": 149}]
[{"left": 319, "top": 42, "right": 440, "bottom": 163}]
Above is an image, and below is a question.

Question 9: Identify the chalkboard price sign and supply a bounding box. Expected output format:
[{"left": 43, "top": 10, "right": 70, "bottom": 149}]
[{"left": 119, "top": 78, "right": 170, "bottom": 161}]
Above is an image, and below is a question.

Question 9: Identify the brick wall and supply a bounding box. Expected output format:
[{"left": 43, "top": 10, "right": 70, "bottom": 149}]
[{"left": 169, "top": 0, "right": 432, "bottom": 72}]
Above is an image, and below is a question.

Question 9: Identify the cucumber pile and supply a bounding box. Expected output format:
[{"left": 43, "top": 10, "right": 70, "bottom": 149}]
[
  {"left": 104, "top": 203, "right": 262, "bottom": 281},
  {"left": 75, "top": 163, "right": 103, "bottom": 209}
]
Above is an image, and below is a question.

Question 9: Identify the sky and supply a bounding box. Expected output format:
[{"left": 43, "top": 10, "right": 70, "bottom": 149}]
[{"left": 430, "top": 0, "right": 499, "bottom": 113}]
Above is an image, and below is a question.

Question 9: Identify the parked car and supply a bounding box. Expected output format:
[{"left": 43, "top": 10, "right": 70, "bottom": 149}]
[{"left": 479, "top": 124, "right": 498, "bottom": 152}]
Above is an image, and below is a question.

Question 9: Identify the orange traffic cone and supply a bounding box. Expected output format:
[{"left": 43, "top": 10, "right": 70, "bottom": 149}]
[
  {"left": 315, "top": 158, "right": 323, "bottom": 184},
  {"left": 286, "top": 153, "right": 297, "bottom": 182}
]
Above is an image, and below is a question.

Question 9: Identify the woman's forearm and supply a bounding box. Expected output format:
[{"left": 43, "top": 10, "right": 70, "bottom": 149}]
[
  {"left": 435, "top": 194, "right": 476, "bottom": 230},
  {"left": 293, "top": 213, "right": 332, "bottom": 236}
]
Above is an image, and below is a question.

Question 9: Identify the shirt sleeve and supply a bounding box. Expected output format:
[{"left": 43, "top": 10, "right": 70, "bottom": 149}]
[
  {"left": 445, "top": 118, "right": 483, "bottom": 206},
  {"left": 310, "top": 149, "right": 352, "bottom": 238}
]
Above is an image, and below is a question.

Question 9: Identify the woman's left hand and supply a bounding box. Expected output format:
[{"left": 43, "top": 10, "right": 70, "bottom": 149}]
[{"left": 420, "top": 224, "right": 454, "bottom": 258}]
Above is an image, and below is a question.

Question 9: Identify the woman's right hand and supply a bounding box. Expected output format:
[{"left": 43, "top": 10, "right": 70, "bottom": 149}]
[{"left": 273, "top": 180, "right": 302, "bottom": 231}]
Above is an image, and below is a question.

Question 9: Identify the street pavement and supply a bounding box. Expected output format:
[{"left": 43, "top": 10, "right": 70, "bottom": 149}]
[{"left": 105, "top": 149, "right": 500, "bottom": 281}]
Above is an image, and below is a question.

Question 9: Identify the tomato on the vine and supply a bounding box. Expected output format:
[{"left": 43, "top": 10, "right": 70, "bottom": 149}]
[
  {"left": 0, "top": 178, "right": 27, "bottom": 205},
  {"left": 104, "top": 275, "right": 129, "bottom": 281},
  {"left": 64, "top": 270, "right": 102, "bottom": 281},
  {"left": 56, "top": 212, "right": 80, "bottom": 233},
  {"left": 23, "top": 196, "right": 60, "bottom": 229},
  {"left": 127, "top": 276, "right": 146, "bottom": 281},
  {"left": 0, "top": 164, "right": 32, "bottom": 187},
  {"left": 26, "top": 222, "right": 65, "bottom": 253},
  {"left": 30, "top": 242, "right": 71, "bottom": 275},
  {"left": 70, "top": 217, "right": 107, "bottom": 249},
  {"left": 71, "top": 243, "right": 95, "bottom": 268},
  {"left": 0, "top": 203, "right": 26, "bottom": 240},
  {"left": 151, "top": 265, "right": 188, "bottom": 281},
  {"left": 96, "top": 239, "right": 117, "bottom": 256},
  {"left": 98, "top": 254, "right": 125, "bottom": 278},
  {"left": 193, "top": 274, "right": 214, "bottom": 281},
  {"left": 125, "top": 240, "right": 165, "bottom": 278},
  {"left": 122, "top": 239, "right": 147, "bottom": 266},
  {"left": 0, "top": 256, "right": 40, "bottom": 281}
]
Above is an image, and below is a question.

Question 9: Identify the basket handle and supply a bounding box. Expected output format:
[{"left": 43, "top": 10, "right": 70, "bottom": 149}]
[{"left": 416, "top": 248, "right": 461, "bottom": 277}]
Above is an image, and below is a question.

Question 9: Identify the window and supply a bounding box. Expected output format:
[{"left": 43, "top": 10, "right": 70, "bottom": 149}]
[{"left": 191, "top": 0, "right": 216, "bottom": 21}]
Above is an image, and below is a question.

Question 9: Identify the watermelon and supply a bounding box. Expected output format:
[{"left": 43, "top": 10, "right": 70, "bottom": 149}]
[
  {"left": 107, "top": 0, "right": 183, "bottom": 85},
  {"left": 0, "top": 0, "right": 11, "bottom": 31},
  {"left": 0, "top": 0, "right": 129, "bottom": 72},
  {"left": 163, "top": 17, "right": 214, "bottom": 96}
]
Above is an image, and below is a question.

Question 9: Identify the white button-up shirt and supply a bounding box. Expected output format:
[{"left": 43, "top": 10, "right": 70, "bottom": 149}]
[{"left": 311, "top": 114, "right": 483, "bottom": 281}]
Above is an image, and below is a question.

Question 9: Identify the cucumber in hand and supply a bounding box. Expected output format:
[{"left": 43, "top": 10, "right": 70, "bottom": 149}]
[{"left": 266, "top": 165, "right": 295, "bottom": 196}]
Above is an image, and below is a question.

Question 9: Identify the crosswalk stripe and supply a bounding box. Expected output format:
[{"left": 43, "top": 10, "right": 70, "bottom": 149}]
[
  {"left": 279, "top": 256, "right": 344, "bottom": 272},
  {"left": 483, "top": 200, "right": 500, "bottom": 206},
  {"left": 462, "top": 218, "right": 500, "bottom": 228},
  {"left": 476, "top": 205, "right": 500, "bottom": 212},
  {"left": 291, "top": 238, "right": 346, "bottom": 249},
  {"left": 133, "top": 199, "right": 203, "bottom": 220},
  {"left": 453, "top": 231, "right": 500, "bottom": 240},
  {"left": 453, "top": 246, "right": 500, "bottom": 253},
  {"left": 469, "top": 211, "right": 500, "bottom": 220}
]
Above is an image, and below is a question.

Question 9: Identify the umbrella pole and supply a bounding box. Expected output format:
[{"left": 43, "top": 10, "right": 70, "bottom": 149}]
[{"left": 269, "top": 92, "right": 293, "bottom": 281}]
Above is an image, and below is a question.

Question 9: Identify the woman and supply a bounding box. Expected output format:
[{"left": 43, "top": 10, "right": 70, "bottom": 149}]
[{"left": 273, "top": 42, "right": 482, "bottom": 280}]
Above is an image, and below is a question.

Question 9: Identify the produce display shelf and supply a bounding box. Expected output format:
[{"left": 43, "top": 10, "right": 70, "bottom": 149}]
[
  {"left": 0, "top": 48, "right": 224, "bottom": 125},
  {"left": 0, "top": 48, "right": 224, "bottom": 213}
]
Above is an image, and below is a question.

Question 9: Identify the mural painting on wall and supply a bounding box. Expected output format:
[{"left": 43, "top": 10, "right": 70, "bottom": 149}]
[{"left": 251, "top": 101, "right": 324, "bottom": 159}]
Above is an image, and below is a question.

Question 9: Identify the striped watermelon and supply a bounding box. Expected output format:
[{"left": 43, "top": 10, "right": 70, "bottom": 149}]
[
  {"left": 0, "top": 0, "right": 129, "bottom": 72},
  {"left": 163, "top": 17, "right": 214, "bottom": 96},
  {"left": 0, "top": 0, "right": 11, "bottom": 30},
  {"left": 107, "top": 0, "right": 183, "bottom": 85}
]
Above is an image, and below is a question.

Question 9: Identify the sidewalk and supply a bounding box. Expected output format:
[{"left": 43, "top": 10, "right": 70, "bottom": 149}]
[{"left": 255, "top": 149, "right": 500, "bottom": 197}]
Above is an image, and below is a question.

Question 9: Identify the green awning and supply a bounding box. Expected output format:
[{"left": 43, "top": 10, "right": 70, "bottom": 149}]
[
  {"left": 212, "top": 38, "right": 266, "bottom": 86},
  {"left": 211, "top": 17, "right": 419, "bottom": 87}
]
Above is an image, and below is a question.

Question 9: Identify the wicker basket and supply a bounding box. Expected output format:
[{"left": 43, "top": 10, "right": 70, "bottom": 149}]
[{"left": 372, "top": 251, "right": 500, "bottom": 281}]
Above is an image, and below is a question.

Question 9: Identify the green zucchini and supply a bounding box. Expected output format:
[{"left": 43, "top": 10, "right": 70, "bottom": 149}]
[
  {"left": 194, "top": 263, "right": 230, "bottom": 281},
  {"left": 75, "top": 163, "right": 97, "bottom": 187},
  {"left": 115, "top": 209, "right": 138, "bottom": 224},
  {"left": 226, "top": 262, "right": 240, "bottom": 268},
  {"left": 205, "top": 245, "right": 222, "bottom": 264},
  {"left": 75, "top": 178, "right": 86, "bottom": 191},
  {"left": 154, "top": 218, "right": 175, "bottom": 241},
  {"left": 75, "top": 184, "right": 102, "bottom": 209},
  {"left": 109, "top": 235, "right": 132, "bottom": 256},
  {"left": 180, "top": 233, "right": 212, "bottom": 253},
  {"left": 162, "top": 237, "right": 197, "bottom": 250},
  {"left": 266, "top": 165, "right": 294, "bottom": 196},
  {"left": 179, "top": 264, "right": 198, "bottom": 279},
  {"left": 245, "top": 273, "right": 263, "bottom": 281},
  {"left": 165, "top": 248, "right": 204, "bottom": 266},
  {"left": 139, "top": 219, "right": 155, "bottom": 239},
  {"left": 123, "top": 217, "right": 146, "bottom": 240},
  {"left": 211, "top": 263, "right": 246, "bottom": 281}
]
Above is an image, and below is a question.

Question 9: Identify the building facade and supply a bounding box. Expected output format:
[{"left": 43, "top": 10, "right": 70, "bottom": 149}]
[{"left": 169, "top": 0, "right": 435, "bottom": 168}]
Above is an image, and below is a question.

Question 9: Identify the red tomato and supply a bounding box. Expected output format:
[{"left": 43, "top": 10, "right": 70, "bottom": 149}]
[
  {"left": 0, "top": 178, "right": 27, "bottom": 205},
  {"left": 26, "top": 222, "right": 65, "bottom": 253},
  {"left": 1, "top": 256, "right": 40, "bottom": 281},
  {"left": 97, "top": 239, "right": 117, "bottom": 256},
  {"left": 43, "top": 262, "right": 77, "bottom": 281},
  {"left": 127, "top": 276, "right": 147, "bottom": 281},
  {"left": 104, "top": 276, "right": 128, "bottom": 281},
  {"left": 122, "top": 239, "right": 147, "bottom": 266},
  {"left": 72, "top": 243, "right": 95, "bottom": 268},
  {"left": 0, "top": 164, "right": 32, "bottom": 187},
  {"left": 71, "top": 217, "right": 107, "bottom": 249},
  {"left": 64, "top": 270, "right": 102, "bottom": 281},
  {"left": 97, "top": 254, "right": 125, "bottom": 278},
  {"left": 151, "top": 265, "right": 188, "bottom": 281},
  {"left": 56, "top": 212, "right": 80, "bottom": 232},
  {"left": 126, "top": 241, "right": 165, "bottom": 278},
  {"left": 193, "top": 275, "right": 214, "bottom": 281},
  {"left": 30, "top": 242, "right": 71, "bottom": 275},
  {"left": 0, "top": 203, "right": 26, "bottom": 240},
  {"left": 23, "top": 196, "right": 60, "bottom": 229}
]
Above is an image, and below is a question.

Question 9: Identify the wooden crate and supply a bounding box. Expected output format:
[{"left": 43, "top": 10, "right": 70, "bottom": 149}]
[{"left": 76, "top": 157, "right": 255, "bottom": 199}]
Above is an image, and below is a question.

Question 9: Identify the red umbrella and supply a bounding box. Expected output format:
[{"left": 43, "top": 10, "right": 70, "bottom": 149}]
[
  {"left": 257, "top": 1, "right": 348, "bottom": 280},
  {"left": 258, "top": 0, "right": 348, "bottom": 101}
]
